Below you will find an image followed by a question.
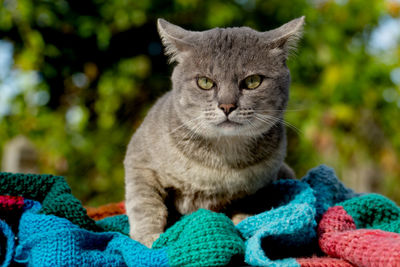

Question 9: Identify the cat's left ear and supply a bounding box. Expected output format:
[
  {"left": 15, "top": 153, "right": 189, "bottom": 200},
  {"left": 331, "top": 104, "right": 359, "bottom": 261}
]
[
  {"left": 263, "top": 16, "right": 305, "bottom": 59},
  {"left": 157, "top": 19, "right": 197, "bottom": 63}
]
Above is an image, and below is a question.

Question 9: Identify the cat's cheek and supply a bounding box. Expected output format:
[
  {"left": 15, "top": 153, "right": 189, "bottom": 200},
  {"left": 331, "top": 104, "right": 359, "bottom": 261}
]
[
  {"left": 178, "top": 95, "right": 194, "bottom": 110},
  {"left": 178, "top": 96, "right": 186, "bottom": 107}
]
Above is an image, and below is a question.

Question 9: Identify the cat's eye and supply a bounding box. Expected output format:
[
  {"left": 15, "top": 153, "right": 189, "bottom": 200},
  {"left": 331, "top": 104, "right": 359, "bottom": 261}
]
[
  {"left": 243, "top": 75, "right": 262, "bottom": 90},
  {"left": 197, "top": 77, "right": 215, "bottom": 90}
]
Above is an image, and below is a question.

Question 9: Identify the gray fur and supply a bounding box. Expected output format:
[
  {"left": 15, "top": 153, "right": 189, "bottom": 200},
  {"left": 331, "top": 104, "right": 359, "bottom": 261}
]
[{"left": 124, "top": 17, "right": 305, "bottom": 247}]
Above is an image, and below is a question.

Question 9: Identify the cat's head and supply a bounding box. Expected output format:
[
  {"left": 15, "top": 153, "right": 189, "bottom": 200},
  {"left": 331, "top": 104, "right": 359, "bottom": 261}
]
[{"left": 158, "top": 17, "right": 304, "bottom": 138}]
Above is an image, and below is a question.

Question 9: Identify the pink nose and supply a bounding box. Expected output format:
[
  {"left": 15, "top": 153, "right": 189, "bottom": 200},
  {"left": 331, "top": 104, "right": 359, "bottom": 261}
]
[{"left": 218, "top": 103, "right": 237, "bottom": 115}]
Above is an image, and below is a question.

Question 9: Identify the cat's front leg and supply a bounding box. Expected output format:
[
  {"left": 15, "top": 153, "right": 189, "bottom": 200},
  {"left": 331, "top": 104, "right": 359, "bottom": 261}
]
[{"left": 125, "top": 168, "right": 167, "bottom": 248}]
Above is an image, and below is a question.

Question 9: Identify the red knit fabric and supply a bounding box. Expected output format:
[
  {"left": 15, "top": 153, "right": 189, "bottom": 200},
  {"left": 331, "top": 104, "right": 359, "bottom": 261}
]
[
  {"left": 318, "top": 205, "right": 400, "bottom": 266},
  {"left": 0, "top": 195, "right": 25, "bottom": 231},
  {"left": 297, "top": 256, "right": 355, "bottom": 266},
  {"left": 0, "top": 195, "right": 24, "bottom": 211},
  {"left": 86, "top": 201, "right": 125, "bottom": 220}
]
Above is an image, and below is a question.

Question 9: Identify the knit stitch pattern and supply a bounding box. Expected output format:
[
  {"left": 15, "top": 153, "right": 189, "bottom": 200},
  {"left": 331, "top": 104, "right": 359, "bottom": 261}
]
[
  {"left": 340, "top": 193, "right": 400, "bottom": 233},
  {"left": 0, "top": 195, "right": 26, "bottom": 267},
  {"left": 0, "top": 220, "right": 14, "bottom": 267},
  {"left": 0, "top": 172, "right": 99, "bottom": 231},
  {"left": 318, "top": 205, "right": 400, "bottom": 266},
  {"left": 1, "top": 166, "right": 400, "bottom": 267},
  {"left": 14, "top": 200, "right": 245, "bottom": 267},
  {"left": 301, "top": 165, "right": 359, "bottom": 221},
  {"left": 86, "top": 201, "right": 126, "bottom": 220},
  {"left": 153, "top": 209, "right": 245, "bottom": 267},
  {"left": 97, "top": 214, "right": 130, "bottom": 235},
  {"left": 0, "top": 196, "right": 24, "bottom": 211},
  {"left": 14, "top": 199, "right": 170, "bottom": 267},
  {"left": 236, "top": 165, "right": 358, "bottom": 266},
  {"left": 96, "top": 210, "right": 245, "bottom": 266},
  {"left": 296, "top": 257, "right": 355, "bottom": 267}
]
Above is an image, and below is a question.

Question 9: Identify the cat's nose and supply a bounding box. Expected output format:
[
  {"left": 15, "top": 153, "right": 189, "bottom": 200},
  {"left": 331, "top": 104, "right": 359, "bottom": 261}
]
[{"left": 218, "top": 103, "right": 237, "bottom": 115}]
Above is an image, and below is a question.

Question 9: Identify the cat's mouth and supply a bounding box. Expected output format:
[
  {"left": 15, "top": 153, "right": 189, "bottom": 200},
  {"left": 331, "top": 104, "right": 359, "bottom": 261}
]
[{"left": 217, "top": 119, "right": 242, "bottom": 127}]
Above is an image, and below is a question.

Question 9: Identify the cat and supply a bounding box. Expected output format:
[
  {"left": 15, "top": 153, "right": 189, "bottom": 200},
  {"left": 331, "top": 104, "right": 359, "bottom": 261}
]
[{"left": 124, "top": 16, "right": 305, "bottom": 247}]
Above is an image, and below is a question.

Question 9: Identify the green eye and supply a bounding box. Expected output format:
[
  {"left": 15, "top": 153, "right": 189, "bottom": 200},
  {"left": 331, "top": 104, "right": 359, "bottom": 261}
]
[
  {"left": 197, "top": 77, "right": 214, "bottom": 90},
  {"left": 243, "top": 75, "right": 262, "bottom": 89}
]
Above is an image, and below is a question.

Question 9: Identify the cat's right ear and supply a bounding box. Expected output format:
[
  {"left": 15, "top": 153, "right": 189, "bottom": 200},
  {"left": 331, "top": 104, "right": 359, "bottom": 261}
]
[{"left": 157, "top": 19, "right": 195, "bottom": 63}]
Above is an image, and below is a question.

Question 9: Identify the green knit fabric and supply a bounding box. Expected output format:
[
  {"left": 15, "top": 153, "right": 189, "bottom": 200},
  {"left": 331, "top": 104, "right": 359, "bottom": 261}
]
[
  {"left": 340, "top": 193, "right": 400, "bottom": 233},
  {"left": 0, "top": 172, "right": 100, "bottom": 231},
  {"left": 153, "top": 209, "right": 245, "bottom": 267}
]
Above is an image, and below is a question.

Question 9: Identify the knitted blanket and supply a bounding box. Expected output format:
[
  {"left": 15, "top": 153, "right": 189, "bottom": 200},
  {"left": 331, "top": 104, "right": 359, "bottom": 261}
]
[{"left": 1, "top": 165, "right": 399, "bottom": 266}]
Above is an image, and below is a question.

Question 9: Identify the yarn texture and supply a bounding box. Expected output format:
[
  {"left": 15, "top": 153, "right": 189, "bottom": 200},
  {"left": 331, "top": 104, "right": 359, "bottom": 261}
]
[
  {"left": 0, "top": 196, "right": 24, "bottom": 267},
  {"left": 340, "top": 193, "right": 400, "bottom": 233},
  {"left": 319, "top": 204, "right": 400, "bottom": 266},
  {"left": 0, "top": 172, "right": 99, "bottom": 231},
  {"left": 14, "top": 200, "right": 170, "bottom": 267},
  {"left": 236, "top": 165, "right": 358, "bottom": 266},
  {"left": 1, "top": 165, "right": 400, "bottom": 266},
  {"left": 86, "top": 201, "right": 126, "bottom": 220},
  {"left": 153, "top": 209, "right": 245, "bottom": 267}
]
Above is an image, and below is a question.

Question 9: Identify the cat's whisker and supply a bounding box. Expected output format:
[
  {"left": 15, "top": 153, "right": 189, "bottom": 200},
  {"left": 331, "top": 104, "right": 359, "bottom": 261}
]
[
  {"left": 253, "top": 115, "right": 276, "bottom": 128},
  {"left": 169, "top": 116, "right": 204, "bottom": 134},
  {"left": 255, "top": 113, "right": 302, "bottom": 135},
  {"left": 183, "top": 122, "right": 206, "bottom": 152},
  {"left": 175, "top": 121, "right": 199, "bottom": 147},
  {"left": 246, "top": 119, "right": 260, "bottom": 138},
  {"left": 254, "top": 108, "right": 307, "bottom": 112},
  {"left": 176, "top": 120, "right": 205, "bottom": 150},
  {"left": 256, "top": 114, "right": 290, "bottom": 130}
]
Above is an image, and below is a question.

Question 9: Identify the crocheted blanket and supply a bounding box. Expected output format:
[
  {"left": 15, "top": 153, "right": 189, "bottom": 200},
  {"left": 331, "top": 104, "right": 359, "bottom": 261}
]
[{"left": 1, "top": 165, "right": 399, "bottom": 266}]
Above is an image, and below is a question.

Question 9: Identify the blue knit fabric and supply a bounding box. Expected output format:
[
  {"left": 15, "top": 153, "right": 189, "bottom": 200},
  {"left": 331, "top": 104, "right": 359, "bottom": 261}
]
[
  {"left": 302, "top": 164, "right": 360, "bottom": 220},
  {"left": 14, "top": 200, "right": 169, "bottom": 267},
  {"left": 2, "top": 165, "right": 357, "bottom": 267},
  {"left": 237, "top": 165, "right": 358, "bottom": 266},
  {"left": 0, "top": 219, "right": 14, "bottom": 267}
]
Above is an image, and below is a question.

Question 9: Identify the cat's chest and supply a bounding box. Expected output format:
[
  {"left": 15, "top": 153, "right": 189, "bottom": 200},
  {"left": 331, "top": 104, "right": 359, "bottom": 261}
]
[
  {"left": 158, "top": 151, "right": 280, "bottom": 199},
  {"left": 166, "top": 186, "right": 232, "bottom": 215},
  {"left": 162, "top": 161, "right": 278, "bottom": 215}
]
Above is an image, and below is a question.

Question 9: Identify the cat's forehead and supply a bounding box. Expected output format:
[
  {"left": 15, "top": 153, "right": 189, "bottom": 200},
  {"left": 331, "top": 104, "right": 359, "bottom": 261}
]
[
  {"left": 188, "top": 27, "right": 272, "bottom": 75},
  {"left": 198, "top": 27, "right": 264, "bottom": 52}
]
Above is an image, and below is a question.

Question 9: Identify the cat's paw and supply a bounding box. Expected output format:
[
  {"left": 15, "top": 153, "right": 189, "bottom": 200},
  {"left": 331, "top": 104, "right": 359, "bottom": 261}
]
[
  {"left": 231, "top": 213, "right": 251, "bottom": 225},
  {"left": 135, "top": 233, "right": 161, "bottom": 248}
]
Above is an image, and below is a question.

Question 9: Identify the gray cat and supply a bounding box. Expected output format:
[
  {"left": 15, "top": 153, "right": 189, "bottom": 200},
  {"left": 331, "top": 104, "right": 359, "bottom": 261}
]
[{"left": 124, "top": 17, "right": 305, "bottom": 247}]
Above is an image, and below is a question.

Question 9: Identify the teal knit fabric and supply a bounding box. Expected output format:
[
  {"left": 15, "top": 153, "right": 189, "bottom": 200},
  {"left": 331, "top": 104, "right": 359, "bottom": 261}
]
[
  {"left": 0, "top": 172, "right": 245, "bottom": 266},
  {"left": 97, "top": 214, "right": 130, "bottom": 235},
  {"left": 153, "top": 209, "right": 244, "bottom": 266},
  {"left": 7, "top": 166, "right": 397, "bottom": 267},
  {"left": 96, "top": 211, "right": 245, "bottom": 266},
  {"left": 340, "top": 193, "right": 400, "bottom": 233},
  {"left": 13, "top": 200, "right": 245, "bottom": 266},
  {"left": 96, "top": 210, "right": 245, "bottom": 266}
]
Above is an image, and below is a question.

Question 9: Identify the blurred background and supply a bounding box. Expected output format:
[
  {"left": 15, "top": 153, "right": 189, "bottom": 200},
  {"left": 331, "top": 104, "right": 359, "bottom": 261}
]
[{"left": 0, "top": 0, "right": 399, "bottom": 205}]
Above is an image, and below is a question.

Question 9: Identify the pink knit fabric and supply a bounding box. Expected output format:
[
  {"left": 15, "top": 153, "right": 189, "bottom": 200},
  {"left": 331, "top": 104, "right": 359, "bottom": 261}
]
[
  {"left": 0, "top": 195, "right": 24, "bottom": 211},
  {"left": 318, "top": 205, "right": 400, "bottom": 267},
  {"left": 297, "top": 256, "right": 354, "bottom": 267}
]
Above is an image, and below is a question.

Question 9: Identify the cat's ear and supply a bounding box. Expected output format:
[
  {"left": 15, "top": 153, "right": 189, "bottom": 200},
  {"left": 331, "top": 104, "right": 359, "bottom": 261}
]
[
  {"left": 157, "top": 19, "right": 196, "bottom": 63},
  {"left": 263, "top": 16, "right": 305, "bottom": 59}
]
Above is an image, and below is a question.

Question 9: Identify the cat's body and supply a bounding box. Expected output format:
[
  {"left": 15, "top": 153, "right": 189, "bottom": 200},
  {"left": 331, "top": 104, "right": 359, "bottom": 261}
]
[{"left": 124, "top": 17, "right": 304, "bottom": 247}]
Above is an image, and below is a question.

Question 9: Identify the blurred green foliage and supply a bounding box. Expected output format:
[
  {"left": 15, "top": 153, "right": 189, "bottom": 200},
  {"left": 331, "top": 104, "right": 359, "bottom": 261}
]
[{"left": 0, "top": 0, "right": 399, "bottom": 205}]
